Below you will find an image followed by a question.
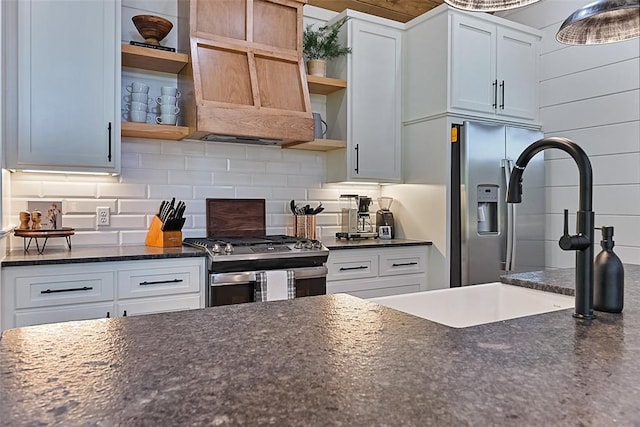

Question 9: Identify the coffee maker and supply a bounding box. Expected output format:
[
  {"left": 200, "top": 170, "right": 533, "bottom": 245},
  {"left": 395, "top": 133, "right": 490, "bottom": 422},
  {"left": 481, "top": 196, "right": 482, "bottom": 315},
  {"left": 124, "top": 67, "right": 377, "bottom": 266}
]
[
  {"left": 376, "top": 197, "right": 395, "bottom": 239},
  {"left": 337, "top": 194, "right": 378, "bottom": 239}
]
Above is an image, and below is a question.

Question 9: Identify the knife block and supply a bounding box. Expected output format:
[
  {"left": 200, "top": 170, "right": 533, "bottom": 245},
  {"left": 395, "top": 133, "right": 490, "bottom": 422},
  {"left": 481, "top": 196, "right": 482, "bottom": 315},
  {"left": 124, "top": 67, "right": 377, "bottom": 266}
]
[{"left": 145, "top": 215, "right": 182, "bottom": 248}]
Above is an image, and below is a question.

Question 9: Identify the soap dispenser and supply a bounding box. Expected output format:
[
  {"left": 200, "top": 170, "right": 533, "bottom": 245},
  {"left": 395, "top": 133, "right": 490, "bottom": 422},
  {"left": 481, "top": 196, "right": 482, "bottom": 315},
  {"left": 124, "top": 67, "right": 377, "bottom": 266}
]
[{"left": 593, "top": 226, "right": 624, "bottom": 313}]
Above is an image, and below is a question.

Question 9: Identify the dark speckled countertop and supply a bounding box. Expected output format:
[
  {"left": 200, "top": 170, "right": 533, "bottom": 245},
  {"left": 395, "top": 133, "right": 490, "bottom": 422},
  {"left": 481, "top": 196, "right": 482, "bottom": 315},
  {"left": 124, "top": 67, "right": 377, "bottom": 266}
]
[
  {"left": 1, "top": 266, "right": 639, "bottom": 425},
  {"left": 323, "top": 236, "right": 432, "bottom": 250},
  {"left": 0, "top": 245, "right": 206, "bottom": 267}
]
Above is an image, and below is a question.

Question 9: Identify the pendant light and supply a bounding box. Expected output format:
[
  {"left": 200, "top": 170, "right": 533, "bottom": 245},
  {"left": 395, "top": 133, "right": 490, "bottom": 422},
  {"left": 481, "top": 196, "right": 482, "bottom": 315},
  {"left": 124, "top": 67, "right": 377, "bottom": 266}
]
[
  {"left": 444, "top": 0, "right": 542, "bottom": 12},
  {"left": 556, "top": 0, "right": 640, "bottom": 45}
]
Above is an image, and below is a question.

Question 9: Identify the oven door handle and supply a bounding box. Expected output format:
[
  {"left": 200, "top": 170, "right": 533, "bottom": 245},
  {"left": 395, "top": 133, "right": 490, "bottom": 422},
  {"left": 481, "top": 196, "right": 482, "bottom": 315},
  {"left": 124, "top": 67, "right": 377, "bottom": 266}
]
[{"left": 211, "top": 266, "right": 328, "bottom": 286}]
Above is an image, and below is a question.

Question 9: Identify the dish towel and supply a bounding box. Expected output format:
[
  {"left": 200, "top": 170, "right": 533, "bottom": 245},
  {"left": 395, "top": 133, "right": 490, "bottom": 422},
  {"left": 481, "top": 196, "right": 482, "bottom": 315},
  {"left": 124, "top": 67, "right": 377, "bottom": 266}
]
[{"left": 255, "top": 270, "right": 296, "bottom": 302}]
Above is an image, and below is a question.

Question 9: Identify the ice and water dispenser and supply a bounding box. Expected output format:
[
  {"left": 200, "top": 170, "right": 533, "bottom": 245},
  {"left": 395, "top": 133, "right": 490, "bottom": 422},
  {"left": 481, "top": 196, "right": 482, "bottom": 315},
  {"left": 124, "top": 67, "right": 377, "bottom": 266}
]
[{"left": 477, "top": 185, "right": 498, "bottom": 234}]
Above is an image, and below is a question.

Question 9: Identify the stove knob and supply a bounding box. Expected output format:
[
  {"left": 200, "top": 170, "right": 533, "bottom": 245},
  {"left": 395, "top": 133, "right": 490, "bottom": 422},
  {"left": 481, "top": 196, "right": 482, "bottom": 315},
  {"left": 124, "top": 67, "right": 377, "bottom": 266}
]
[
  {"left": 313, "top": 240, "right": 323, "bottom": 249},
  {"left": 212, "top": 243, "right": 221, "bottom": 253},
  {"left": 294, "top": 241, "right": 304, "bottom": 249},
  {"left": 224, "top": 243, "right": 234, "bottom": 254},
  {"left": 304, "top": 240, "right": 314, "bottom": 249}
]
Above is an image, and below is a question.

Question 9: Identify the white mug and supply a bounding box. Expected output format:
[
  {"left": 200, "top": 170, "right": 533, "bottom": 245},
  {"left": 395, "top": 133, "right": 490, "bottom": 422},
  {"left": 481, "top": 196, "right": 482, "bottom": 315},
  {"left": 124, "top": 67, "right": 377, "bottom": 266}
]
[
  {"left": 126, "top": 82, "right": 149, "bottom": 94},
  {"left": 156, "top": 95, "right": 177, "bottom": 105},
  {"left": 156, "top": 114, "right": 177, "bottom": 125},
  {"left": 129, "top": 110, "right": 151, "bottom": 123},
  {"left": 160, "top": 104, "right": 180, "bottom": 115},
  {"left": 161, "top": 86, "right": 181, "bottom": 98},
  {"left": 124, "top": 93, "right": 151, "bottom": 103},
  {"left": 125, "top": 101, "right": 148, "bottom": 112}
]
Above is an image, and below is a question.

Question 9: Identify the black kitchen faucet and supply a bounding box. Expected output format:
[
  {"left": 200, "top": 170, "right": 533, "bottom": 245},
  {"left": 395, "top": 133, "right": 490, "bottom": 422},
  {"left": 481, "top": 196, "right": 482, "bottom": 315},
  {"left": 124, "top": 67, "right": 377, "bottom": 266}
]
[{"left": 507, "top": 137, "right": 595, "bottom": 320}]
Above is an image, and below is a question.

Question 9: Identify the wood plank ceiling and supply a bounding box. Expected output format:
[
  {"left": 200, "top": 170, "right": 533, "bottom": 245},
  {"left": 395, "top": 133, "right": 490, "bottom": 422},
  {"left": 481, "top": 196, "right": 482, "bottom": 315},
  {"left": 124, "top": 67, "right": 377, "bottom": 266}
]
[{"left": 308, "top": 0, "right": 445, "bottom": 23}]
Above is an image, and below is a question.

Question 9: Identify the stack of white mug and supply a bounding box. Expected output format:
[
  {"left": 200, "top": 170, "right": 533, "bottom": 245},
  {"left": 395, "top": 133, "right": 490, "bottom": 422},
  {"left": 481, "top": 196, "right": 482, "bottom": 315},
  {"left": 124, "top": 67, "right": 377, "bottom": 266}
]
[
  {"left": 125, "top": 82, "right": 151, "bottom": 123},
  {"left": 156, "top": 86, "right": 181, "bottom": 126}
]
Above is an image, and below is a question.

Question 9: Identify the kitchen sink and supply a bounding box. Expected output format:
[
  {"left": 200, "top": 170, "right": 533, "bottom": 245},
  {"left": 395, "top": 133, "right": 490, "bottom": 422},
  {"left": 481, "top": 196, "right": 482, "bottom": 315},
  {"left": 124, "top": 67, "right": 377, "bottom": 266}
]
[{"left": 369, "top": 282, "right": 574, "bottom": 328}]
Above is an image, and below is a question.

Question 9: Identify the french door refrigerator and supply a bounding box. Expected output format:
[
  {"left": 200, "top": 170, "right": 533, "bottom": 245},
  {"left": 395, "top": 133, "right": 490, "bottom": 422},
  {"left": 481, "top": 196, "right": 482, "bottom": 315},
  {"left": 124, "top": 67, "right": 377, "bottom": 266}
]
[{"left": 450, "top": 121, "right": 545, "bottom": 287}]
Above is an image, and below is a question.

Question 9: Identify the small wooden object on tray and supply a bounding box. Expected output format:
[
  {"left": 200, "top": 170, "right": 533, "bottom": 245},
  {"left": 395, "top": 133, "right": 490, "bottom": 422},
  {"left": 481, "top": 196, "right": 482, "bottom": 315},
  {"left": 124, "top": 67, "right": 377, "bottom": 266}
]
[
  {"left": 14, "top": 227, "right": 75, "bottom": 254},
  {"left": 145, "top": 215, "right": 182, "bottom": 248}
]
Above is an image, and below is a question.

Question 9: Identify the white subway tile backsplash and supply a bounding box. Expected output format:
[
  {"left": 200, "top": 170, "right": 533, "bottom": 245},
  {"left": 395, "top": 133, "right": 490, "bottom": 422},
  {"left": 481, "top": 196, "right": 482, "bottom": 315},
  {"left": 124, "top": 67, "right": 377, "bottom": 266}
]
[
  {"left": 192, "top": 186, "right": 235, "bottom": 200},
  {"left": 11, "top": 181, "right": 42, "bottom": 198},
  {"left": 287, "top": 174, "right": 324, "bottom": 188},
  {"left": 120, "top": 167, "right": 169, "bottom": 184},
  {"left": 98, "top": 183, "right": 147, "bottom": 199},
  {"left": 228, "top": 159, "right": 267, "bottom": 174},
  {"left": 119, "top": 200, "right": 165, "bottom": 214},
  {"left": 71, "top": 231, "right": 120, "bottom": 247},
  {"left": 235, "top": 187, "right": 272, "bottom": 199},
  {"left": 38, "top": 182, "right": 98, "bottom": 198},
  {"left": 251, "top": 174, "right": 288, "bottom": 187},
  {"left": 122, "top": 139, "right": 164, "bottom": 154},
  {"left": 64, "top": 199, "right": 117, "bottom": 214},
  {"left": 62, "top": 215, "right": 96, "bottom": 230},
  {"left": 110, "top": 215, "right": 147, "bottom": 229},
  {"left": 139, "top": 153, "right": 185, "bottom": 170},
  {"left": 205, "top": 142, "right": 248, "bottom": 159},
  {"left": 266, "top": 161, "right": 301, "bottom": 174},
  {"left": 246, "top": 146, "right": 284, "bottom": 161},
  {"left": 185, "top": 156, "right": 227, "bottom": 172},
  {"left": 161, "top": 140, "right": 206, "bottom": 156},
  {"left": 148, "top": 185, "right": 193, "bottom": 200},
  {"left": 211, "top": 173, "right": 251, "bottom": 186},
  {"left": 121, "top": 152, "right": 141, "bottom": 169},
  {"left": 272, "top": 188, "right": 306, "bottom": 201},
  {"left": 168, "top": 170, "right": 213, "bottom": 186},
  {"left": 120, "top": 230, "right": 150, "bottom": 246}
]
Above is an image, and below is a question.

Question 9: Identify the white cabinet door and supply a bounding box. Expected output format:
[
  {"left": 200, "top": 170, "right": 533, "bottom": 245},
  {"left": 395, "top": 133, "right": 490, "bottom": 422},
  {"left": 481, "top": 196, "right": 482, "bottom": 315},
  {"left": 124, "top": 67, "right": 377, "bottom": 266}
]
[
  {"left": 496, "top": 27, "right": 539, "bottom": 121},
  {"left": 450, "top": 14, "right": 497, "bottom": 115},
  {"left": 448, "top": 11, "right": 540, "bottom": 123},
  {"left": 349, "top": 20, "right": 402, "bottom": 182},
  {"left": 117, "top": 294, "right": 201, "bottom": 317},
  {"left": 326, "top": 15, "right": 402, "bottom": 183},
  {"left": 14, "top": 0, "right": 120, "bottom": 173}
]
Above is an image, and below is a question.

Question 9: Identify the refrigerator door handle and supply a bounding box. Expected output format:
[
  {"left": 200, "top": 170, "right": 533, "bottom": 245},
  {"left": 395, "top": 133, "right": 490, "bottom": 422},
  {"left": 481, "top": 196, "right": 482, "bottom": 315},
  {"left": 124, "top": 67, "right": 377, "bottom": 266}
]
[{"left": 502, "top": 158, "right": 516, "bottom": 272}]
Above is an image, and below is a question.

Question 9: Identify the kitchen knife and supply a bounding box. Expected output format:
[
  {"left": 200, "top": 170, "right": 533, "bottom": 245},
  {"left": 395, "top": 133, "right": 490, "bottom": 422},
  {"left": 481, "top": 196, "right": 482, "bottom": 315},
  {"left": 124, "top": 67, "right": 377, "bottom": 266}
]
[{"left": 157, "top": 200, "right": 166, "bottom": 217}]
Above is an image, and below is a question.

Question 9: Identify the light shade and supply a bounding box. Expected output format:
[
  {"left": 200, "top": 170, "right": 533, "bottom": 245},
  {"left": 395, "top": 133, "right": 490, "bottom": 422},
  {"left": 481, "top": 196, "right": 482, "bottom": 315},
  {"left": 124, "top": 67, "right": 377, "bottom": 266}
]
[
  {"left": 556, "top": 0, "right": 640, "bottom": 45},
  {"left": 444, "top": 0, "right": 541, "bottom": 12}
]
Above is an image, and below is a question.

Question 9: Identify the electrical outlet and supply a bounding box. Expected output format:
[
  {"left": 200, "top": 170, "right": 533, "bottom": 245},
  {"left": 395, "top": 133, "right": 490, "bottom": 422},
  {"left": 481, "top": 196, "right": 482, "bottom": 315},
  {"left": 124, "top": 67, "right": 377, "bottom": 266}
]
[{"left": 97, "top": 207, "right": 110, "bottom": 226}]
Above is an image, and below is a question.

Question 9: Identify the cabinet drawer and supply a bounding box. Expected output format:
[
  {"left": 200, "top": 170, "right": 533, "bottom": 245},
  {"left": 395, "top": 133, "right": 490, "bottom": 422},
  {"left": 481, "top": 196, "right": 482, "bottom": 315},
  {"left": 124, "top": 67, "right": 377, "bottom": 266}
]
[
  {"left": 15, "top": 273, "right": 115, "bottom": 309},
  {"left": 14, "top": 302, "right": 115, "bottom": 328},
  {"left": 327, "top": 274, "right": 426, "bottom": 298},
  {"left": 118, "top": 262, "right": 201, "bottom": 299},
  {"left": 117, "top": 294, "right": 201, "bottom": 317},
  {"left": 379, "top": 250, "right": 426, "bottom": 277},
  {"left": 327, "top": 255, "right": 378, "bottom": 281}
]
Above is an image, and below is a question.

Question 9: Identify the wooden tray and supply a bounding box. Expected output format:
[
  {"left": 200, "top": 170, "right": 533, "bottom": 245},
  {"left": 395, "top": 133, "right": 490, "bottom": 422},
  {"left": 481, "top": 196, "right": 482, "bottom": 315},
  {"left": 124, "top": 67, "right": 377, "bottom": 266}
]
[{"left": 14, "top": 227, "right": 75, "bottom": 238}]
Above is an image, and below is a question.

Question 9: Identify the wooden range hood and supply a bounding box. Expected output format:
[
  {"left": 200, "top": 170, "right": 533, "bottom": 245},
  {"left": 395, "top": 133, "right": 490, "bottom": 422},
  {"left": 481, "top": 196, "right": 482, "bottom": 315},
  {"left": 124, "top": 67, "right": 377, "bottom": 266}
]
[{"left": 177, "top": 0, "right": 314, "bottom": 145}]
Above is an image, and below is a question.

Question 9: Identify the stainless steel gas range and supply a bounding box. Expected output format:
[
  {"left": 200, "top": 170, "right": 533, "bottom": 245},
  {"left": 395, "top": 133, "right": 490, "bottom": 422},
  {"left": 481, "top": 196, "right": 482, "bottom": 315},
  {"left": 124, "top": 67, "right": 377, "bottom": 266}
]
[{"left": 183, "top": 199, "right": 329, "bottom": 307}]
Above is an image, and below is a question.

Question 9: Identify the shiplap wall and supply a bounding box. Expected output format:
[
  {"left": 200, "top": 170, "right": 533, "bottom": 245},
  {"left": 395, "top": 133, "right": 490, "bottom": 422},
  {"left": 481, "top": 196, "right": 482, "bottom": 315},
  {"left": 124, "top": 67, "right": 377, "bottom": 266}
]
[
  {"left": 5, "top": 2, "right": 380, "bottom": 249},
  {"left": 500, "top": 0, "right": 640, "bottom": 267}
]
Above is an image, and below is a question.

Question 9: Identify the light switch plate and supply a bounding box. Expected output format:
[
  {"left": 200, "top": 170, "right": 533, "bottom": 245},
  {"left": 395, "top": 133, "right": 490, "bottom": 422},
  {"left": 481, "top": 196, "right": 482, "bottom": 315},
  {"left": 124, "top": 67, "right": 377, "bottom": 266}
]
[{"left": 97, "top": 207, "right": 110, "bottom": 226}]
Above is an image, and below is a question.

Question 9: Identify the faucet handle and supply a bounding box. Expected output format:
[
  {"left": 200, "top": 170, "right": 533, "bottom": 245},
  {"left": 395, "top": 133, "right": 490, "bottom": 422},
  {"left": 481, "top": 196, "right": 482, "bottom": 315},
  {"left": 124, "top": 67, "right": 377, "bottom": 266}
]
[{"left": 559, "top": 208, "right": 590, "bottom": 251}]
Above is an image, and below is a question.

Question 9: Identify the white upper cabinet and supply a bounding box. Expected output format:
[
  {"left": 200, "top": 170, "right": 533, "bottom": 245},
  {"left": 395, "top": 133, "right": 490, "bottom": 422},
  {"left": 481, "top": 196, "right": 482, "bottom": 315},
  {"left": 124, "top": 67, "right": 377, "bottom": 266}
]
[
  {"left": 326, "top": 12, "right": 402, "bottom": 183},
  {"left": 7, "top": 0, "right": 121, "bottom": 174},
  {"left": 404, "top": 5, "right": 541, "bottom": 125}
]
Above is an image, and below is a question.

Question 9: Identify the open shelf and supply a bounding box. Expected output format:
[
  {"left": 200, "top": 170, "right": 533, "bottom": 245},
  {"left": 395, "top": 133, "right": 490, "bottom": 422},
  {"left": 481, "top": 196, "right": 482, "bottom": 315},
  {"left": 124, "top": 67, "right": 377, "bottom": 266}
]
[
  {"left": 121, "top": 122, "right": 190, "bottom": 141},
  {"left": 307, "top": 75, "right": 347, "bottom": 95},
  {"left": 121, "top": 44, "right": 189, "bottom": 73},
  {"left": 282, "top": 138, "right": 346, "bottom": 151}
]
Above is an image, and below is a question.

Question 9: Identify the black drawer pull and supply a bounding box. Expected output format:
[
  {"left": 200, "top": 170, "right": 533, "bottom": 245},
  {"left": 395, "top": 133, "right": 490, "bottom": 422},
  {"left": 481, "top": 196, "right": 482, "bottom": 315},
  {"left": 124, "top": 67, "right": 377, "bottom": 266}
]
[
  {"left": 339, "top": 266, "right": 368, "bottom": 271},
  {"left": 41, "top": 286, "right": 93, "bottom": 294},
  {"left": 392, "top": 262, "right": 418, "bottom": 267},
  {"left": 139, "top": 279, "right": 183, "bottom": 286}
]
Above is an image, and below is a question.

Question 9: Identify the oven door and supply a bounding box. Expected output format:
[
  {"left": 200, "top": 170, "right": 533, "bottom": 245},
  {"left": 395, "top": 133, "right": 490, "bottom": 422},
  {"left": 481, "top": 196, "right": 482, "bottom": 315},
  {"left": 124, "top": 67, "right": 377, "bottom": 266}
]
[{"left": 208, "top": 266, "right": 327, "bottom": 307}]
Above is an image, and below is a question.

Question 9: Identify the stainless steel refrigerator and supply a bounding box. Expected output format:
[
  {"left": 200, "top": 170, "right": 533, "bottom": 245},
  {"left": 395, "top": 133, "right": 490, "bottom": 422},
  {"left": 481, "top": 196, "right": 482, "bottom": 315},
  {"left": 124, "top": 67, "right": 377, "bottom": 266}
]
[{"left": 450, "top": 121, "right": 545, "bottom": 287}]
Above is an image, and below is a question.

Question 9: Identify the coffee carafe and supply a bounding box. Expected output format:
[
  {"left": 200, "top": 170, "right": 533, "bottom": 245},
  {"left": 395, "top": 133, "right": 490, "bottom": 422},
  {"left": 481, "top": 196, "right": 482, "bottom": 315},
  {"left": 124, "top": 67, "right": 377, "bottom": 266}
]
[
  {"left": 376, "top": 197, "right": 395, "bottom": 238},
  {"left": 357, "top": 196, "right": 374, "bottom": 234},
  {"left": 336, "top": 194, "right": 378, "bottom": 239}
]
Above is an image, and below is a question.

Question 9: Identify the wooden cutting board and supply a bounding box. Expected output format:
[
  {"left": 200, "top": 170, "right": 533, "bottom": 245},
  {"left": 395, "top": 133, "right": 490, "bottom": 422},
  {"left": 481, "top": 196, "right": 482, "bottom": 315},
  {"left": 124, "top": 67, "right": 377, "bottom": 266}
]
[{"left": 206, "top": 199, "right": 266, "bottom": 238}]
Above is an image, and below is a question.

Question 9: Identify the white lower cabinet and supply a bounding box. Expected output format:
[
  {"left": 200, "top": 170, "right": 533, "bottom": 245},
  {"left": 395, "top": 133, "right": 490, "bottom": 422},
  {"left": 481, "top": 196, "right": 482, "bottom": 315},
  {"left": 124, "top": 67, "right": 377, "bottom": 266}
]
[
  {"left": 1, "top": 257, "right": 206, "bottom": 330},
  {"left": 326, "top": 246, "right": 429, "bottom": 299}
]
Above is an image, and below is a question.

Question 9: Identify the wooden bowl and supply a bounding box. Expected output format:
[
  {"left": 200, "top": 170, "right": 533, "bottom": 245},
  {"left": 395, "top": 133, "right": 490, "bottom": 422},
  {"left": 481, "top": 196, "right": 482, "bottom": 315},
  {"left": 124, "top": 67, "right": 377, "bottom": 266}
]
[{"left": 132, "top": 15, "right": 173, "bottom": 46}]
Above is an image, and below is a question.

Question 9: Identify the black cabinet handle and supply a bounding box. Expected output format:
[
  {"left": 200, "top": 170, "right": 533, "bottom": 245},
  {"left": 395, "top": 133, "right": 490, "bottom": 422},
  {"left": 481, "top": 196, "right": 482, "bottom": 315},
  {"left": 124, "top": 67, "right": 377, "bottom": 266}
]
[
  {"left": 339, "top": 265, "right": 368, "bottom": 271},
  {"left": 139, "top": 278, "right": 183, "bottom": 286},
  {"left": 123, "top": 310, "right": 127, "bottom": 317},
  {"left": 107, "top": 122, "right": 112, "bottom": 162},
  {"left": 41, "top": 286, "right": 93, "bottom": 294},
  {"left": 354, "top": 144, "right": 359, "bottom": 174},
  {"left": 106, "top": 312, "right": 110, "bottom": 318},
  {"left": 492, "top": 80, "right": 498, "bottom": 109},
  {"left": 499, "top": 80, "right": 505, "bottom": 109},
  {"left": 392, "top": 262, "right": 418, "bottom": 267}
]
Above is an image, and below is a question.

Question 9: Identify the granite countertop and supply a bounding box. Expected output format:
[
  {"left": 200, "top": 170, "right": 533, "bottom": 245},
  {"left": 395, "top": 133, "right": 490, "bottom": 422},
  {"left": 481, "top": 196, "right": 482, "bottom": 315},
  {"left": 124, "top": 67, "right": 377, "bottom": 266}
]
[
  {"left": 0, "top": 245, "right": 206, "bottom": 267},
  {"left": 1, "top": 266, "right": 639, "bottom": 425},
  {"left": 323, "top": 236, "right": 432, "bottom": 250}
]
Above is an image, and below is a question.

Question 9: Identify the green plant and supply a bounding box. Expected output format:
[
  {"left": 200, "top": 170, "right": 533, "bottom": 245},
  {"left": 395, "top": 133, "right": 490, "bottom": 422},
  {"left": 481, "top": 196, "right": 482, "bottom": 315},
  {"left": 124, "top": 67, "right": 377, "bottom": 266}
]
[{"left": 303, "top": 17, "right": 351, "bottom": 61}]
